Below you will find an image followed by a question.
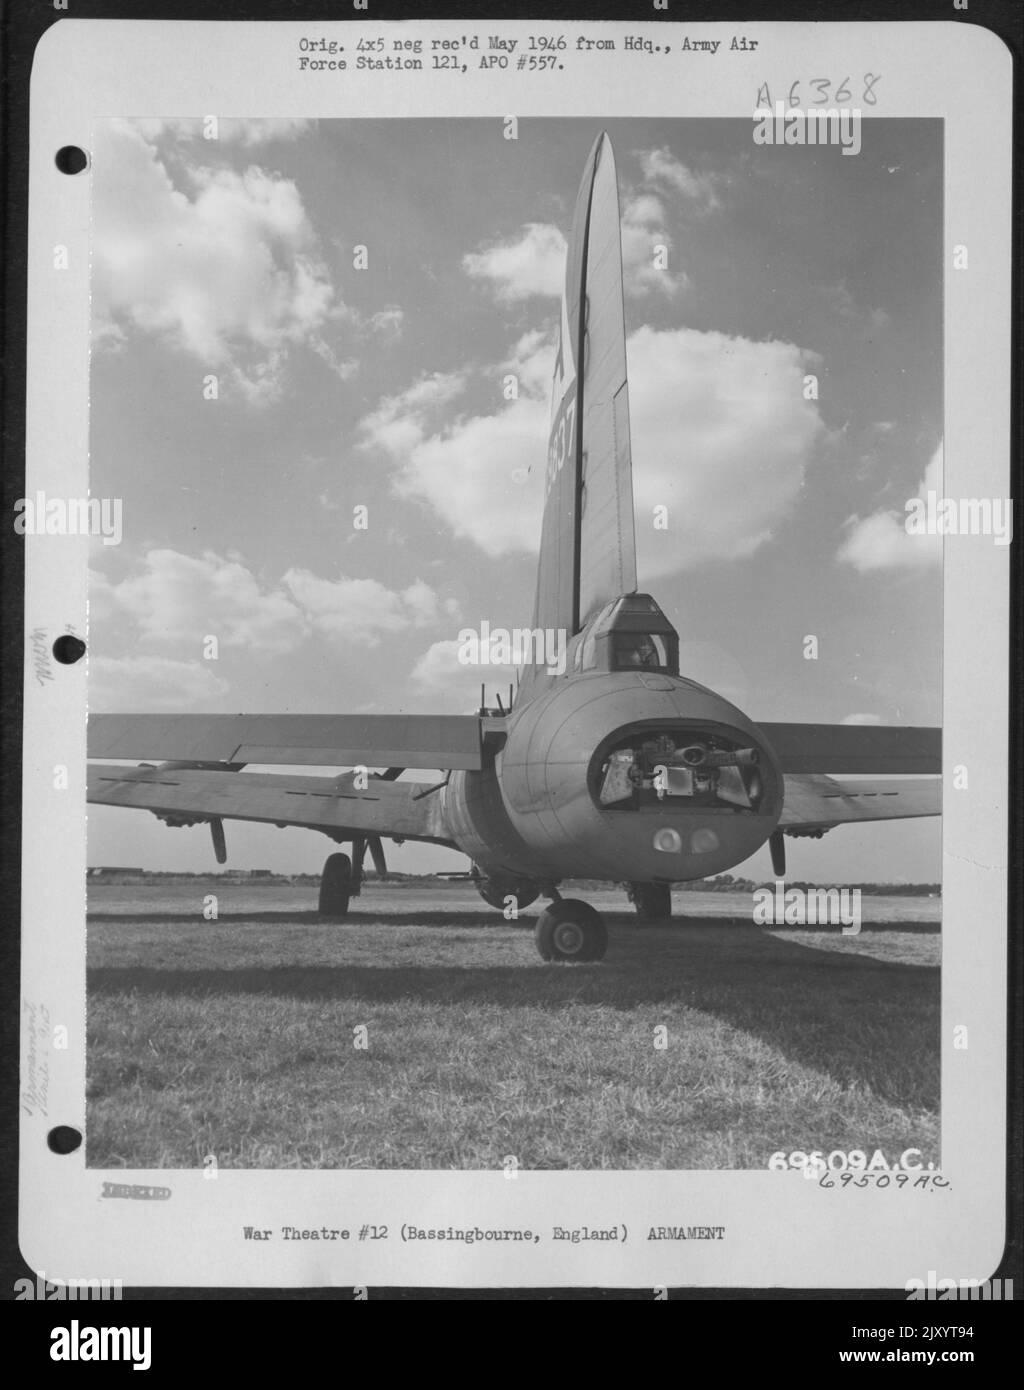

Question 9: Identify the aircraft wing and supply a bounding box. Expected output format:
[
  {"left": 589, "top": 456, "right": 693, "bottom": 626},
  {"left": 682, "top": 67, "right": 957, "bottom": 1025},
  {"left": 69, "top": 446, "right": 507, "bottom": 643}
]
[
  {"left": 779, "top": 774, "right": 941, "bottom": 832},
  {"left": 86, "top": 764, "right": 455, "bottom": 847},
  {"left": 87, "top": 712, "right": 502, "bottom": 771},
  {"left": 756, "top": 722, "right": 941, "bottom": 832}
]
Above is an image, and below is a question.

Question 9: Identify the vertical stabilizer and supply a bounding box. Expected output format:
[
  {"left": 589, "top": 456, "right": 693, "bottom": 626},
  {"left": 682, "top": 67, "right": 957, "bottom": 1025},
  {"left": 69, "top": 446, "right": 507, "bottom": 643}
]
[{"left": 530, "top": 133, "right": 637, "bottom": 651}]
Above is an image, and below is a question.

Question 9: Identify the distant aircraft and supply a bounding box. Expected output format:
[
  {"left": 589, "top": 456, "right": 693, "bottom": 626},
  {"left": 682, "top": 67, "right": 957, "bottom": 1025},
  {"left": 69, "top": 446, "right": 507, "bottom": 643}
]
[{"left": 87, "top": 133, "right": 941, "bottom": 962}]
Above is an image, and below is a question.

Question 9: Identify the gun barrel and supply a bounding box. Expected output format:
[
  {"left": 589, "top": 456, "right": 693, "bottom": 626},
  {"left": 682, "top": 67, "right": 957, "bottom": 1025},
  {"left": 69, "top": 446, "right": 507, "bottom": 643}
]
[{"left": 678, "top": 745, "right": 759, "bottom": 768}]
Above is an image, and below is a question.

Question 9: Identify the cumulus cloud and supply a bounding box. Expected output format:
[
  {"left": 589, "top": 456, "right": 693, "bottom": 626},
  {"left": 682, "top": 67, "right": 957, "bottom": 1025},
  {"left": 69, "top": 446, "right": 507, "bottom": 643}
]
[
  {"left": 620, "top": 192, "right": 687, "bottom": 297},
  {"left": 409, "top": 639, "right": 519, "bottom": 714},
  {"left": 391, "top": 398, "right": 549, "bottom": 555},
  {"left": 91, "top": 550, "right": 452, "bottom": 655},
  {"left": 462, "top": 222, "right": 567, "bottom": 303},
  {"left": 505, "top": 329, "right": 554, "bottom": 398},
  {"left": 613, "top": 145, "right": 725, "bottom": 296},
  {"left": 462, "top": 138, "right": 719, "bottom": 308},
  {"left": 310, "top": 337, "right": 359, "bottom": 382},
  {"left": 281, "top": 571, "right": 452, "bottom": 644},
  {"left": 359, "top": 371, "right": 469, "bottom": 456},
  {"left": 89, "top": 655, "right": 230, "bottom": 712},
  {"left": 628, "top": 326, "right": 827, "bottom": 577},
  {"left": 837, "top": 443, "right": 943, "bottom": 572},
  {"left": 357, "top": 325, "right": 825, "bottom": 574},
  {"left": 99, "top": 549, "right": 305, "bottom": 653},
  {"left": 635, "top": 146, "right": 721, "bottom": 211},
  {"left": 358, "top": 337, "right": 555, "bottom": 557},
  {"left": 367, "top": 305, "right": 405, "bottom": 339},
  {"left": 840, "top": 713, "right": 884, "bottom": 725},
  {"left": 462, "top": 196, "right": 684, "bottom": 303},
  {"left": 91, "top": 121, "right": 337, "bottom": 402}
]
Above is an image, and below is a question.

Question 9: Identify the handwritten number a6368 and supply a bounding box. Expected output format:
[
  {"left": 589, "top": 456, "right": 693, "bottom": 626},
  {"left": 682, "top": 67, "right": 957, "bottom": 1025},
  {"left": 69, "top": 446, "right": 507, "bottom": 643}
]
[{"left": 755, "top": 75, "right": 881, "bottom": 108}]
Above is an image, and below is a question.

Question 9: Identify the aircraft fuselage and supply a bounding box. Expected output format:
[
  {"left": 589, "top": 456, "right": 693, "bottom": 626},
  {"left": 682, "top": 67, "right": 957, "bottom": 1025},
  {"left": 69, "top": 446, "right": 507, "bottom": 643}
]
[{"left": 442, "top": 659, "right": 784, "bottom": 885}]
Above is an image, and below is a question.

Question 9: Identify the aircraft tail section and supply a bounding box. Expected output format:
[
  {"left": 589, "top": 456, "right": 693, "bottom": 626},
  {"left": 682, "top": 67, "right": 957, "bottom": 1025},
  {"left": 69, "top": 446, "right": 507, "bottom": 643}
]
[
  {"left": 530, "top": 132, "right": 637, "bottom": 649},
  {"left": 576, "top": 134, "right": 638, "bottom": 624}
]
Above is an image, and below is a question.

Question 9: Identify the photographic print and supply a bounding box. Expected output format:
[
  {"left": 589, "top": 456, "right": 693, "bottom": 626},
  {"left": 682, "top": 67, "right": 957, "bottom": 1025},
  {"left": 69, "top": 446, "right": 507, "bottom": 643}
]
[
  {"left": 17, "top": 14, "right": 1011, "bottom": 1294},
  {"left": 84, "top": 115, "right": 945, "bottom": 1175}
]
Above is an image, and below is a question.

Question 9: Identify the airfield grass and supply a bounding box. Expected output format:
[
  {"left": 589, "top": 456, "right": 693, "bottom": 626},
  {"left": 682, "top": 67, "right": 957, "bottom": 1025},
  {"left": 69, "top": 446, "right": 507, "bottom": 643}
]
[{"left": 86, "top": 887, "right": 940, "bottom": 1170}]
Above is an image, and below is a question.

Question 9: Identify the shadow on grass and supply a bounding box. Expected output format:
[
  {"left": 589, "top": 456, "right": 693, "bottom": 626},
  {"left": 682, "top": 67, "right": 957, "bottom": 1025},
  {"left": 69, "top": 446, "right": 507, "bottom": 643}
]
[
  {"left": 89, "top": 923, "right": 939, "bottom": 1106},
  {"left": 86, "top": 907, "right": 940, "bottom": 932},
  {"left": 87, "top": 909, "right": 508, "bottom": 928}
]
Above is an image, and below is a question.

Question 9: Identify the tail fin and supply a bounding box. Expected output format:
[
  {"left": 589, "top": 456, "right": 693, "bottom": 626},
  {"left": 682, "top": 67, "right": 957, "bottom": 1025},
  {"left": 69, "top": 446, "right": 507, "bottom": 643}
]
[{"left": 531, "top": 132, "right": 637, "bottom": 641}]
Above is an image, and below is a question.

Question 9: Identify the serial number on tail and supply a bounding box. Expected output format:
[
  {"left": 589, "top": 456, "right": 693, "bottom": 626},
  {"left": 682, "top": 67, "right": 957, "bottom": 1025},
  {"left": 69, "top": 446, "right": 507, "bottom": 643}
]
[{"left": 546, "top": 394, "right": 577, "bottom": 496}]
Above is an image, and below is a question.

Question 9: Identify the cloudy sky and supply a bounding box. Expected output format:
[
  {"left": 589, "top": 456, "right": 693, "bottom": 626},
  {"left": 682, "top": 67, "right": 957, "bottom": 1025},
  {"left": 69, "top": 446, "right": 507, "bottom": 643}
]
[{"left": 87, "top": 117, "right": 943, "bottom": 881}]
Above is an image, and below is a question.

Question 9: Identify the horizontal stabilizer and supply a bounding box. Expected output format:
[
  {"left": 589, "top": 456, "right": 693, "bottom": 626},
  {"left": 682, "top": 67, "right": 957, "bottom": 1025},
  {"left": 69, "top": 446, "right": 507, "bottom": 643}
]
[
  {"left": 87, "top": 713, "right": 489, "bottom": 771},
  {"left": 780, "top": 774, "right": 941, "bottom": 831},
  {"left": 757, "top": 723, "right": 941, "bottom": 776},
  {"left": 87, "top": 764, "right": 455, "bottom": 846}
]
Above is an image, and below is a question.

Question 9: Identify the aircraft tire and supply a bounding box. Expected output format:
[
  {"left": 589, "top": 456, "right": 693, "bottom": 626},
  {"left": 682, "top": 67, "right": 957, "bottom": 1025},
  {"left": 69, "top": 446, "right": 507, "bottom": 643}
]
[
  {"left": 318, "top": 852, "right": 352, "bottom": 920},
  {"left": 535, "top": 899, "right": 607, "bottom": 963},
  {"left": 629, "top": 882, "right": 672, "bottom": 920}
]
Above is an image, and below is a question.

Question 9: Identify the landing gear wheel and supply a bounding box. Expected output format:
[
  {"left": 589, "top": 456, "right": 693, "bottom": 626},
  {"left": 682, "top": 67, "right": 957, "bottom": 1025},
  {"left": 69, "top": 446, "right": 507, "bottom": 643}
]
[
  {"left": 318, "top": 852, "right": 352, "bottom": 920},
  {"left": 629, "top": 882, "right": 672, "bottom": 920},
  {"left": 535, "top": 899, "right": 607, "bottom": 963}
]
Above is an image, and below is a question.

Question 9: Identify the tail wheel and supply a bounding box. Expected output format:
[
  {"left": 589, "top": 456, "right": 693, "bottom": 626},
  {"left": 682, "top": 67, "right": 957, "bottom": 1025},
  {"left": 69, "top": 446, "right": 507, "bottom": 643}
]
[
  {"left": 535, "top": 899, "right": 608, "bottom": 963},
  {"left": 629, "top": 882, "right": 672, "bottom": 920},
  {"left": 318, "top": 852, "right": 352, "bottom": 920}
]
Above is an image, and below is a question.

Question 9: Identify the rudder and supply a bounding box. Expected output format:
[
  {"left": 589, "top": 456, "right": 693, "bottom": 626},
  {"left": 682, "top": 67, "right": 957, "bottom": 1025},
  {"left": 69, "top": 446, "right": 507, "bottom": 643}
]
[{"left": 530, "top": 132, "right": 637, "bottom": 650}]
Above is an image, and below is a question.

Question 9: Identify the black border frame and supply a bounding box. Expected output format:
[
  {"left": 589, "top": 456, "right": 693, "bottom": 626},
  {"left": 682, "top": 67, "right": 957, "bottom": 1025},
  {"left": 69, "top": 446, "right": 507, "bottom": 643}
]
[{"left": 2, "top": 0, "right": 1019, "bottom": 1333}]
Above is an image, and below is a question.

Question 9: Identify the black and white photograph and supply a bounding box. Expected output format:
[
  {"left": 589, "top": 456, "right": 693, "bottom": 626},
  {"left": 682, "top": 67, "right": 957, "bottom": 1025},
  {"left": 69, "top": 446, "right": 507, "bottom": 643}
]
[
  {"left": 12, "top": 8, "right": 1015, "bottom": 1308},
  {"left": 84, "top": 114, "right": 945, "bottom": 1174}
]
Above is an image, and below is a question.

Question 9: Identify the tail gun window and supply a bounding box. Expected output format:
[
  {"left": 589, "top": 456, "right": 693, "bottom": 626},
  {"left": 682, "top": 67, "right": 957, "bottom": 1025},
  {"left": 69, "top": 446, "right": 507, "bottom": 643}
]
[
  {"left": 595, "top": 730, "right": 766, "bottom": 813},
  {"left": 612, "top": 633, "right": 670, "bottom": 670}
]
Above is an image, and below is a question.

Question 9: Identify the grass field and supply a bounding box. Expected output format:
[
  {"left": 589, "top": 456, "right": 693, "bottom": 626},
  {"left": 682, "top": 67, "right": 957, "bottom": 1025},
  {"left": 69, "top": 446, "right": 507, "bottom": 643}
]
[{"left": 86, "top": 883, "right": 940, "bottom": 1170}]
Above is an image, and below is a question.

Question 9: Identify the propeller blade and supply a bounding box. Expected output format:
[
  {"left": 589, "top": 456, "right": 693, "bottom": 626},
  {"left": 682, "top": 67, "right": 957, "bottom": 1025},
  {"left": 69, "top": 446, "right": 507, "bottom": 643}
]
[
  {"left": 210, "top": 817, "right": 227, "bottom": 865},
  {"left": 769, "top": 829, "right": 786, "bottom": 878}
]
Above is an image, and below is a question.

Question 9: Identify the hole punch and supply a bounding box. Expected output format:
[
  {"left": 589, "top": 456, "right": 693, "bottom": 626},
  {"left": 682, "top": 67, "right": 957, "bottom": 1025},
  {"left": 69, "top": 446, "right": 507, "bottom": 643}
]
[
  {"left": 47, "top": 1126, "right": 82, "bottom": 1155},
  {"left": 52, "top": 635, "right": 86, "bottom": 665},
  {"left": 55, "top": 146, "right": 88, "bottom": 175}
]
